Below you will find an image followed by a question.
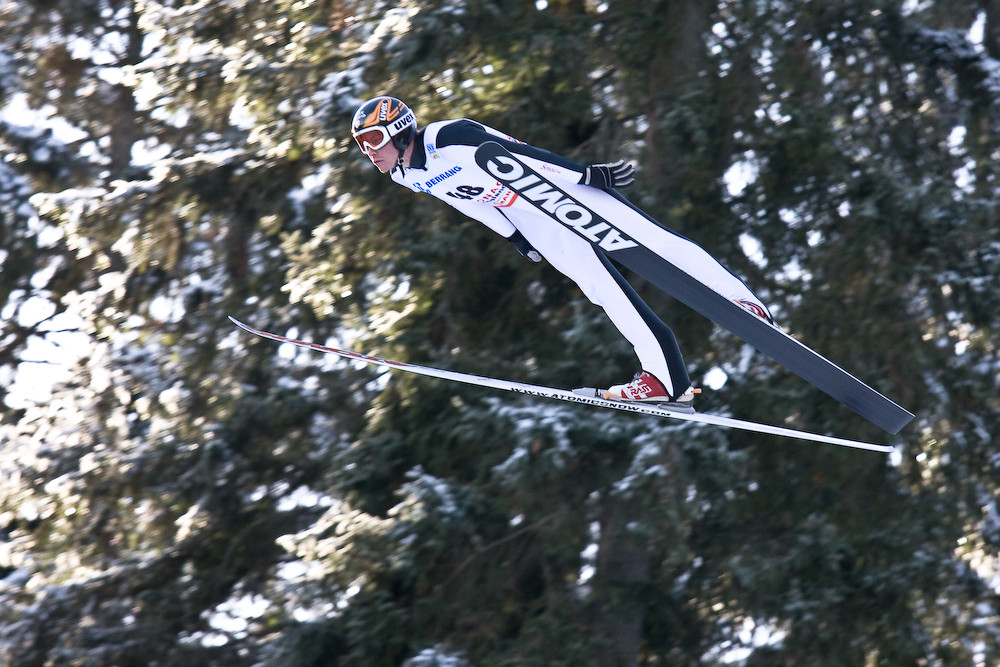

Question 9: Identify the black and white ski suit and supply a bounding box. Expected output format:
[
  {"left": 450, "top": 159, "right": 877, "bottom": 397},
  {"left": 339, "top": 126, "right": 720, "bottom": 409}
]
[{"left": 390, "top": 119, "right": 769, "bottom": 399}]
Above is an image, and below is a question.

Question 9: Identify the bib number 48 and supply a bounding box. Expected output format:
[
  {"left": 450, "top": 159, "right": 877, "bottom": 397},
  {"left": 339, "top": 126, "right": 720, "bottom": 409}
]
[{"left": 445, "top": 185, "right": 484, "bottom": 200}]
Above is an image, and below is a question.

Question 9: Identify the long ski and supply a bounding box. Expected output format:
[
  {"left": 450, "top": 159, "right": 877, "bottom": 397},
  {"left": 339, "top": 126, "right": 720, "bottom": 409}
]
[
  {"left": 473, "top": 141, "right": 914, "bottom": 434},
  {"left": 230, "top": 317, "right": 895, "bottom": 453}
]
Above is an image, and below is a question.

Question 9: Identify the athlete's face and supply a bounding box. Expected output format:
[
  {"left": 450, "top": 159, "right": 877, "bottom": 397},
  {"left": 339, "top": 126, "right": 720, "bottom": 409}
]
[{"left": 361, "top": 141, "right": 398, "bottom": 174}]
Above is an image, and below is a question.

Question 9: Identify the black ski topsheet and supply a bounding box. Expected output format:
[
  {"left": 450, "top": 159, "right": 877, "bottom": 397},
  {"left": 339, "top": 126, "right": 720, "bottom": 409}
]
[{"left": 473, "top": 141, "right": 914, "bottom": 434}]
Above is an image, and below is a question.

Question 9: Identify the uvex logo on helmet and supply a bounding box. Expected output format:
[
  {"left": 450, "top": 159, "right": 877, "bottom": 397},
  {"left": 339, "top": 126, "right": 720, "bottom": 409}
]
[{"left": 390, "top": 111, "right": 415, "bottom": 133}]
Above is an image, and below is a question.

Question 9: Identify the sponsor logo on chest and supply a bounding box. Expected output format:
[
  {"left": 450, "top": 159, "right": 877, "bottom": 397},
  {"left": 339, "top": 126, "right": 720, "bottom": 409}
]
[
  {"left": 414, "top": 158, "right": 517, "bottom": 207},
  {"left": 480, "top": 153, "right": 638, "bottom": 252},
  {"left": 421, "top": 166, "right": 462, "bottom": 190}
]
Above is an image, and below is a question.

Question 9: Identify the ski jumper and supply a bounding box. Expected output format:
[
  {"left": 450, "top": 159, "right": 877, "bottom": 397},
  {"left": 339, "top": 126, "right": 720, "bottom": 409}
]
[{"left": 390, "top": 119, "right": 768, "bottom": 399}]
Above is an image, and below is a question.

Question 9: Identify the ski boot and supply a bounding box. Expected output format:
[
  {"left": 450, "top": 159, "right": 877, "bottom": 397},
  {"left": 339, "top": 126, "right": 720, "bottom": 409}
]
[{"left": 600, "top": 372, "right": 700, "bottom": 412}]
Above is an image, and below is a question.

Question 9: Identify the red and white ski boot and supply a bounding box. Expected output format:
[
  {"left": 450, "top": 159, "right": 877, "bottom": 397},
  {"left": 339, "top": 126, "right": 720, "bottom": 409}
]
[{"left": 602, "top": 372, "right": 699, "bottom": 406}]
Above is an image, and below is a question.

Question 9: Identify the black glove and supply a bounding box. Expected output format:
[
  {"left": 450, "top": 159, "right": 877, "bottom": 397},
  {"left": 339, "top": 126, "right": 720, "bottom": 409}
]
[
  {"left": 580, "top": 159, "right": 635, "bottom": 190},
  {"left": 508, "top": 230, "right": 542, "bottom": 262}
]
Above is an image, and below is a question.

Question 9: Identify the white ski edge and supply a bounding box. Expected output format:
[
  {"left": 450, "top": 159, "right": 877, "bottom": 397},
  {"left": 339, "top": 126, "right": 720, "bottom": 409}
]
[{"left": 229, "top": 317, "right": 896, "bottom": 454}]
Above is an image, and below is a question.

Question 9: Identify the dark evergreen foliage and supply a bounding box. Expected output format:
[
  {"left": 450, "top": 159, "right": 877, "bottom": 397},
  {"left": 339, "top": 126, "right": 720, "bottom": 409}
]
[{"left": 1, "top": 0, "right": 998, "bottom": 665}]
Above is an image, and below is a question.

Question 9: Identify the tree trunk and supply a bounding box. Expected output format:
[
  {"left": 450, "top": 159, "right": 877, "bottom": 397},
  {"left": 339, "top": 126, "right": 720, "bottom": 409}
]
[{"left": 589, "top": 495, "right": 650, "bottom": 666}]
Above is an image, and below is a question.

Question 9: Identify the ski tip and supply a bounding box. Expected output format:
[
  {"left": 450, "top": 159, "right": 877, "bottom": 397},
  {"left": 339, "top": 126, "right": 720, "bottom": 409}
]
[{"left": 228, "top": 316, "right": 258, "bottom": 335}]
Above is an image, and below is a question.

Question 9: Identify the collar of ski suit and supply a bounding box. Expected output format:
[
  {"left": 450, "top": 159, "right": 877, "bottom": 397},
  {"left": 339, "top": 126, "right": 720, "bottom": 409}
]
[{"left": 400, "top": 128, "right": 428, "bottom": 172}]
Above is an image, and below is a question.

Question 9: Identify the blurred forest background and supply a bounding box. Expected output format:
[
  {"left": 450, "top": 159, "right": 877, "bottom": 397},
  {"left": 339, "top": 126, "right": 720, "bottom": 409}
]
[{"left": 1, "top": 0, "right": 999, "bottom": 665}]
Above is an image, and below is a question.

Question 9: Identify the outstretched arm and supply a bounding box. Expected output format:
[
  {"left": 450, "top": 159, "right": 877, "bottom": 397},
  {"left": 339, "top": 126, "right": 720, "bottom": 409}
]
[{"left": 435, "top": 120, "right": 635, "bottom": 190}]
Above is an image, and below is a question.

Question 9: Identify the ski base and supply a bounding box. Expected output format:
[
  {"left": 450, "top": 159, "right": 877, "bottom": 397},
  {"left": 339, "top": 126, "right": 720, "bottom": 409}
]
[{"left": 230, "top": 317, "right": 895, "bottom": 454}]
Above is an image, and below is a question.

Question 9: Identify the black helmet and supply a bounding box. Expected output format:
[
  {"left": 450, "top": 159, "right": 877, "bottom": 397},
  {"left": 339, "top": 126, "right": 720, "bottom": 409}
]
[{"left": 351, "top": 96, "right": 417, "bottom": 153}]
